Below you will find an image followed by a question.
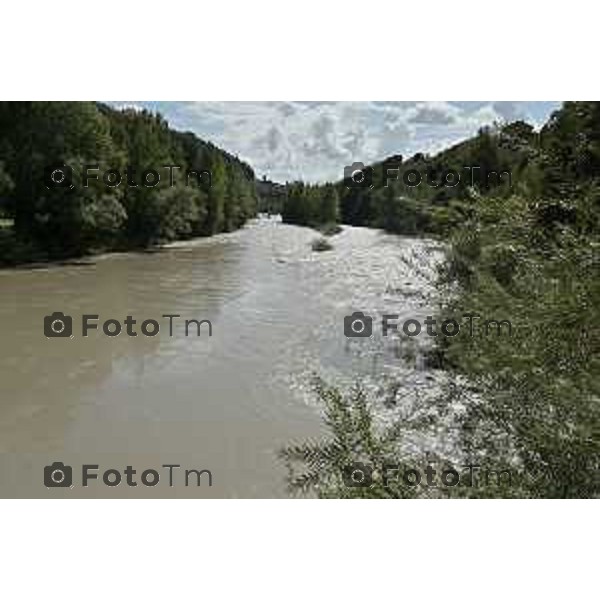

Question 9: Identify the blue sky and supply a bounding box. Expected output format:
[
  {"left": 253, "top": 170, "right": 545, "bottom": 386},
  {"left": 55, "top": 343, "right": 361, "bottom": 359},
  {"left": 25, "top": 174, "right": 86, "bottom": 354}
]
[{"left": 108, "top": 101, "right": 560, "bottom": 183}]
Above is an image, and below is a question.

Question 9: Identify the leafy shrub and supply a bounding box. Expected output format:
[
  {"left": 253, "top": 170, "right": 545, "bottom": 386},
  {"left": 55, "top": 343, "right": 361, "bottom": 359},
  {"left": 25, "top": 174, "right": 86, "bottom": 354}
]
[{"left": 311, "top": 237, "right": 333, "bottom": 252}]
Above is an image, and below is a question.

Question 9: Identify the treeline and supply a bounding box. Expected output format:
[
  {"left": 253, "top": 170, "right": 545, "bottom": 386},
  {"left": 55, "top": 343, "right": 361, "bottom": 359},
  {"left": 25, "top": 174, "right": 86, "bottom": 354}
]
[
  {"left": 279, "top": 122, "right": 520, "bottom": 232},
  {"left": 280, "top": 182, "right": 339, "bottom": 227},
  {"left": 280, "top": 103, "right": 600, "bottom": 237},
  {"left": 282, "top": 102, "right": 600, "bottom": 498},
  {"left": 0, "top": 102, "right": 258, "bottom": 264},
  {"left": 331, "top": 121, "right": 533, "bottom": 234}
]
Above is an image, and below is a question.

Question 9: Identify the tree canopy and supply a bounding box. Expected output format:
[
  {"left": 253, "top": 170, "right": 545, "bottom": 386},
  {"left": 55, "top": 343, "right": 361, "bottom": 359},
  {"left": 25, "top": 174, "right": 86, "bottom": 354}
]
[{"left": 0, "top": 102, "right": 258, "bottom": 263}]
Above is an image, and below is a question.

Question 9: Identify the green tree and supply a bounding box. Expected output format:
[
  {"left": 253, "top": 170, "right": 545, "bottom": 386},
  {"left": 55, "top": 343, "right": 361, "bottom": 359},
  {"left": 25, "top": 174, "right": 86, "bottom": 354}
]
[
  {"left": 207, "top": 153, "right": 226, "bottom": 234},
  {"left": 321, "top": 184, "right": 340, "bottom": 223}
]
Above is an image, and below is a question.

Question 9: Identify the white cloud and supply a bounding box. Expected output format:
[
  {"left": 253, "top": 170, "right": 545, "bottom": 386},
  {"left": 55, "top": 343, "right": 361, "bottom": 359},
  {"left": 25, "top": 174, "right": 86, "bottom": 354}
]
[
  {"left": 142, "top": 101, "right": 560, "bottom": 182},
  {"left": 407, "top": 102, "right": 460, "bottom": 125}
]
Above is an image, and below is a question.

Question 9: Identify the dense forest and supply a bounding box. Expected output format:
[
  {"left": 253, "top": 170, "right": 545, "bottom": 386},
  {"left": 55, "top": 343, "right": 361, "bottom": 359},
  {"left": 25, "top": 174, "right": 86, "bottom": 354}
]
[
  {"left": 281, "top": 102, "right": 600, "bottom": 498},
  {"left": 0, "top": 102, "right": 257, "bottom": 265}
]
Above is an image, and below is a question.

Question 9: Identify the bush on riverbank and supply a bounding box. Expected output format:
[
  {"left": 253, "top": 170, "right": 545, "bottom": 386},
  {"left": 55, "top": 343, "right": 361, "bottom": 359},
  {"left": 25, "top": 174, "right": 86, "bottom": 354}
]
[
  {"left": 311, "top": 237, "right": 333, "bottom": 252},
  {"left": 280, "top": 378, "right": 419, "bottom": 498},
  {"left": 432, "top": 192, "right": 600, "bottom": 498},
  {"left": 428, "top": 103, "right": 600, "bottom": 497},
  {"left": 280, "top": 378, "right": 516, "bottom": 498},
  {"left": 0, "top": 229, "right": 47, "bottom": 266}
]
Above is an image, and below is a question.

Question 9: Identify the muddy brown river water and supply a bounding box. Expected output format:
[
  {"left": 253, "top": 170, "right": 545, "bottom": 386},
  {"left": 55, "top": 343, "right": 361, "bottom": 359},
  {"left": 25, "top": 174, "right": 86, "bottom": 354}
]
[{"left": 0, "top": 217, "right": 441, "bottom": 497}]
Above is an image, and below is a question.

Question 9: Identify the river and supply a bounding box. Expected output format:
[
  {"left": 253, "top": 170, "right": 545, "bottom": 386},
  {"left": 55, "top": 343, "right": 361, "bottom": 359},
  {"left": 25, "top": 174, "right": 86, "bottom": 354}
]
[{"left": 0, "top": 217, "right": 442, "bottom": 497}]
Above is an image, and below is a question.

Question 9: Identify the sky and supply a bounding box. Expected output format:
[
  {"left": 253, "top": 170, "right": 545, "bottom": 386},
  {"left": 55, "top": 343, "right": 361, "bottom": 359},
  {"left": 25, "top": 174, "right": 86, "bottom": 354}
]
[{"left": 108, "top": 101, "right": 561, "bottom": 183}]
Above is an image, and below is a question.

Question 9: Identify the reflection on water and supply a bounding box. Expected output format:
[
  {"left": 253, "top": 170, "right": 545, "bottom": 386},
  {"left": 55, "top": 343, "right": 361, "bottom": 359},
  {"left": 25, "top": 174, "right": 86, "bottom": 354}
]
[{"left": 0, "top": 217, "right": 441, "bottom": 497}]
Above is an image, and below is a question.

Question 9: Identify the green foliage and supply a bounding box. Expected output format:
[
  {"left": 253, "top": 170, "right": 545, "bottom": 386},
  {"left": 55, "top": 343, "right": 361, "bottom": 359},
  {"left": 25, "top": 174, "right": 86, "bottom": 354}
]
[
  {"left": 311, "top": 237, "right": 333, "bottom": 252},
  {"left": 280, "top": 378, "right": 419, "bottom": 498},
  {"left": 132, "top": 186, "right": 205, "bottom": 245},
  {"left": 321, "top": 184, "right": 340, "bottom": 223},
  {"left": 377, "top": 188, "right": 431, "bottom": 235},
  {"left": 281, "top": 182, "right": 342, "bottom": 229},
  {"left": 280, "top": 378, "right": 517, "bottom": 498},
  {"left": 207, "top": 153, "right": 226, "bottom": 235},
  {"left": 0, "top": 160, "right": 14, "bottom": 206},
  {"left": 0, "top": 228, "right": 45, "bottom": 266},
  {"left": 279, "top": 118, "right": 548, "bottom": 236},
  {"left": 0, "top": 102, "right": 258, "bottom": 264},
  {"left": 435, "top": 192, "right": 600, "bottom": 497},
  {"left": 433, "top": 107, "right": 600, "bottom": 497}
]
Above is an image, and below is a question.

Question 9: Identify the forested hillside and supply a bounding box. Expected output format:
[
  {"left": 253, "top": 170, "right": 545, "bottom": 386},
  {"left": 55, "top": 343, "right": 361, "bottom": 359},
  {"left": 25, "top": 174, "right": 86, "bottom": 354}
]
[
  {"left": 0, "top": 102, "right": 258, "bottom": 265},
  {"left": 281, "top": 102, "right": 600, "bottom": 236}
]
